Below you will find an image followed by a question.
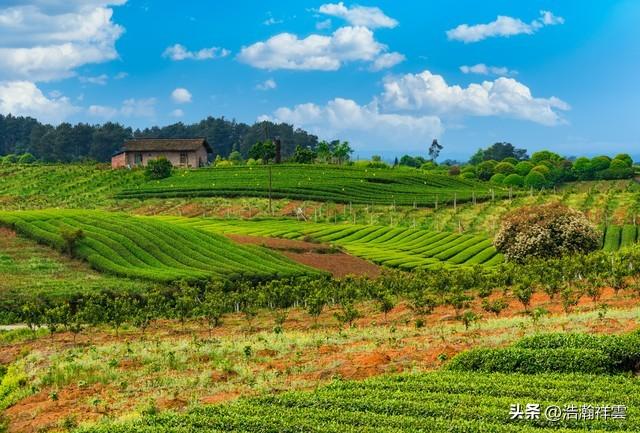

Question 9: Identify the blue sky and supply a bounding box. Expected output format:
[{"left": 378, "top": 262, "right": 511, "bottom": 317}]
[{"left": 0, "top": 1, "right": 638, "bottom": 161}]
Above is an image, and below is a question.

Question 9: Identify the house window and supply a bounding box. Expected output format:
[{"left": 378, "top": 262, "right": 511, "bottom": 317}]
[
  {"left": 134, "top": 152, "right": 143, "bottom": 165},
  {"left": 180, "top": 152, "right": 188, "bottom": 165}
]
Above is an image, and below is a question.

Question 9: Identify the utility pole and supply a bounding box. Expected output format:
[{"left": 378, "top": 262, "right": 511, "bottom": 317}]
[{"left": 268, "top": 165, "right": 273, "bottom": 215}]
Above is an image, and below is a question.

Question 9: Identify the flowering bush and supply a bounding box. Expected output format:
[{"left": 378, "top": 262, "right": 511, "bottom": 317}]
[{"left": 494, "top": 202, "right": 600, "bottom": 263}]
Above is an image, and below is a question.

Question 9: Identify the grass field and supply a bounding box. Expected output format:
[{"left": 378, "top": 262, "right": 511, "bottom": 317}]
[
  {"left": 163, "top": 217, "right": 504, "bottom": 269},
  {"left": 0, "top": 210, "right": 320, "bottom": 283},
  {"left": 115, "top": 164, "right": 508, "bottom": 206}
]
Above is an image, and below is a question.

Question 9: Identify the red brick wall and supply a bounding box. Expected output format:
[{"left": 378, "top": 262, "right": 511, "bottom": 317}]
[{"left": 111, "top": 153, "right": 126, "bottom": 169}]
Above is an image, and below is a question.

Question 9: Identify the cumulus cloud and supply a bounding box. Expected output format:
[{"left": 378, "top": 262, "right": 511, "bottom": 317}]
[
  {"left": 89, "top": 97, "right": 157, "bottom": 119},
  {"left": 447, "top": 10, "right": 564, "bottom": 43},
  {"left": 370, "top": 52, "right": 405, "bottom": 71},
  {"left": 256, "top": 79, "right": 277, "bottom": 91},
  {"left": 170, "top": 108, "right": 184, "bottom": 117},
  {"left": 0, "top": 1, "right": 126, "bottom": 81},
  {"left": 238, "top": 26, "right": 402, "bottom": 71},
  {"left": 260, "top": 98, "right": 442, "bottom": 154},
  {"left": 318, "top": 2, "right": 397, "bottom": 29},
  {"left": 171, "top": 88, "right": 192, "bottom": 104},
  {"left": 163, "top": 44, "right": 230, "bottom": 61},
  {"left": 0, "top": 81, "right": 78, "bottom": 124},
  {"left": 382, "top": 70, "right": 569, "bottom": 125},
  {"left": 460, "top": 64, "right": 516, "bottom": 76}
]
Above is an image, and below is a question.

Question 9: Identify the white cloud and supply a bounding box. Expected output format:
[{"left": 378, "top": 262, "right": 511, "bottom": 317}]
[
  {"left": 88, "top": 104, "right": 117, "bottom": 118},
  {"left": 89, "top": 97, "right": 157, "bottom": 119},
  {"left": 261, "top": 98, "right": 442, "bottom": 154},
  {"left": 238, "top": 26, "right": 398, "bottom": 71},
  {"left": 447, "top": 10, "right": 564, "bottom": 43},
  {"left": 79, "top": 73, "right": 108, "bottom": 85},
  {"left": 460, "top": 64, "right": 516, "bottom": 76},
  {"left": 170, "top": 108, "right": 184, "bottom": 117},
  {"left": 316, "top": 19, "right": 332, "bottom": 30},
  {"left": 162, "top": 43, "right": 230, "bottom": 61},
  {"left": 114, "top": 71, "right": 128, "bottom": 79},
  {"left": 171, "top": 87, "right": 192, "bottom": 104},
  {"left": 263, "top": 17, "right": 283, "bottom": 26},
  {"left": 318, "top": 2, "right": 397, "bottom": 29},
  {"left": 0, "top": 80, "right": 78, "bottom": 123},
  {"left": 0, "top": 1, "right": 126, "bottom": 81},
  {"left": 382, "top": 70, "right": 569, "bottom": 125},
  {"left": 370, "top": 52, "right": 405, "bottom": 71},
  {"left": 256, "top": 79, "right": 277, "bottom": 91}
]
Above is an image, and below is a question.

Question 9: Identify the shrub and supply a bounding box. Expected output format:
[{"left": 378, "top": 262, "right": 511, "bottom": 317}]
[
  {"left": 610, "top": 158, "right": 630, "bottom": 170},
  {"left": 530, "top": 165, "right": 550, "bottom": 177},
  {"left": 446, "top": 347, "right": 611, "bottom": 374},
  {"left": 477, "top": 161, "right": 497, "bottom": 181},
  {"left": 17, "top": 153, "right": 36, "bottom": 164},
  {"left": 597, "top": 167, "right": 634, "bottom": 180},
  {"left": 145, "top": 157, "right": 172, "bottom": 179},
  {"left": 502, "top": 157, "right": 519, "bottom": 165},
  {"left": 494, "top": 202, "right": 600, "bottom": 262},
  {"left": 494, "top": 162, "right": 515, "bottom": 175},
  {"left": 524, "top": 170, "right": 547, "bottom": 189},
  {"left": 515, "top": 332, "right": 640, "bottom": 372},
  {"left": 460, "top": 171, "right": 476, "bottom": 179},
  {"left": 60, "top": 228, "right": 84, "bottom": 257},
  {"left": 514, "top": 161, "right": 533, "bottom": 176},
  {"left": 489, "top": 173, "right": 505, "bottom": 184},
  {"left": 2, "top": 154, "right": 18, "bottom": 164},
  {"left": 590, "top": 155, "right": 611, "bottom": 171},
  {"left": 502, "top": 173, "right": 524, "bottom": 187},
  {"left": 613, "top": 153, "right": 633, "bottom": 167},
  {"left": 448, "top": 165, "right": 461, "bottom": 176}
]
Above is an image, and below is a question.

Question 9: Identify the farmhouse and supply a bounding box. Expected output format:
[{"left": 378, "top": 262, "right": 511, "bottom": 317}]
[{"left": 111, "top": 138, "right": 211, "bottom": 169}]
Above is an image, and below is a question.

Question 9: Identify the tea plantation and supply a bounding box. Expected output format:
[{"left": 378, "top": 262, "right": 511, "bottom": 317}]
[
  {"left": 0, "top": 210, "right": 320, "bottom": 283},
  {"left": 165, "top": 217, "right": 504, "bottom": 269},
  {"left": 115, "top": 164, "right": 508, "bottom": 206},
  {"left": 77, "top": 369, "right": 638, "bottom": 432}
]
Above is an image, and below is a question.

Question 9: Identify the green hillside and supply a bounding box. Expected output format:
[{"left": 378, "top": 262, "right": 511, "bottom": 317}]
[
  {"left": 0, "top": 210, "right": 320, "bottom": 283},
  {"left": 164, "top": 217, "right": 503, "bottom": 269},
  {"left": 115, "top": 164, "right": 508, "bottom": 206}
]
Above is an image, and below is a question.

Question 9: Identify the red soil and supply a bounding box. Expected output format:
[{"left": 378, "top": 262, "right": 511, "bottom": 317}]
[{"left": 227, "top": 234, "right": 381, "bottom": 278}]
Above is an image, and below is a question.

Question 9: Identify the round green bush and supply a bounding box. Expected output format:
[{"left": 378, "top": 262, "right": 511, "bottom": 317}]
[
  {"left": 502, "top": 157, "right": 519, "bottom": 165},
  {"left": 613, "top": 153, "right": 633, "bottom": 167},
  {"left": 460, "top": 171, "right": 476, "bottom": 179},
  {"left": 18, "top": 153, "right": 36, "bottom": 164},
  {"left": 610, "top": 158, "right": 630, "bottom": 170},
  {"left": 524, "top": 170, "right": 547, "bottom": 189},
  {"left": 477, "top": 160, "right": 497, "bottom": 181},
  {"left": 531, "top": 165, "right": 550, "bottom": 177},
  {"left": 514, "top": 161, "right": 533, "bottom": 176},
  {"left": 590, "top": 155, "right": 611, "bottom": 171},
  {"left": 494, "top": 162, "right": 515, "bottom": 175},
  {"left": 503, "top": 173, "right": 524, "bottom": 187},
  {"left": 490, "top": 173, "right": 506, "bottom": 184}
]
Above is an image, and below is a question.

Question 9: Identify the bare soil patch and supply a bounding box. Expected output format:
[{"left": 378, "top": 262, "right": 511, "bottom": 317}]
[{"left": 227, "top": 234, "right": 380, "bottom": 278}]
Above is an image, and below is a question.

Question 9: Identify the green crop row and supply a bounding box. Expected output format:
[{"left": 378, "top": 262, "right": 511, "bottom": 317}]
[
  {"left": 115, "top": 164, "right": 510, "bottom": 206},
  {"left": 77, "top": 370, "right": 640, "bottom": 432},
  {"left": 0, "top": 210, "right": 320, "bottom": 283},
  {"left": 161, "top": 217, "right": 503, "bottom": 269},
  {"left": 447, "top": 331, "right": 640, "bottom": 375}
]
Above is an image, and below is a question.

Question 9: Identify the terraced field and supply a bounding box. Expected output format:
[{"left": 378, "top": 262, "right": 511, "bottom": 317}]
[
  {"left": 78, "top": 370, "right": 638, "bottom": 433},
  {"left": 164, "top": 218, "right": 504, "bottom": 269},
  {"left": 0, "top": 163, "right": 143, "bottom": 209},
  {"left": 115, "top": 164, "right": 509, "bottom": 206},
  {"left": 0, "top": 210, "right": 319, "bottom": 283}
]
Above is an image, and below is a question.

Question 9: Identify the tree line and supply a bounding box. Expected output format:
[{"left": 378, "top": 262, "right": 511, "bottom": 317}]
[{"left": 0, "top": 114, "right": 319, "bottom": 163}]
